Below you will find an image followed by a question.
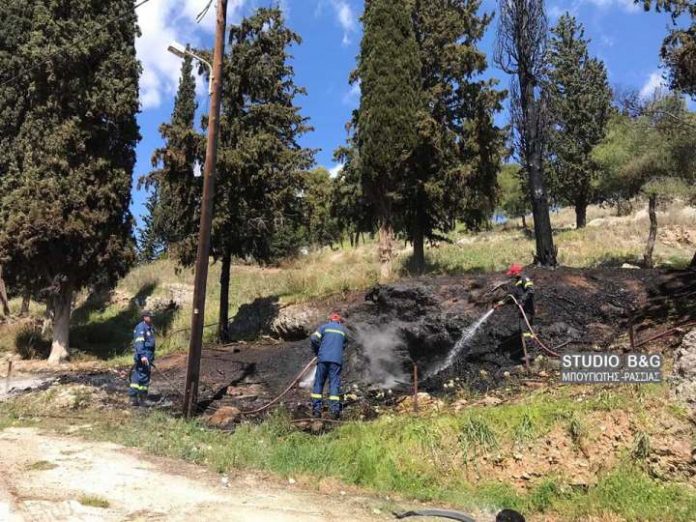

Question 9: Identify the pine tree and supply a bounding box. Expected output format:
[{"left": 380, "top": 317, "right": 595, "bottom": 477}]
[
  {"left": 407, "top": 0, "right": 506, "bottom": 272},
  {"left": 593, "top": 94, "right": 696, "bottom": 267},
  {"left": 546, "top": 14, "right": 612, "bottom": 228},
  {"left": 495, "top": 0, "right": 557, "bottom": 266},
  {"left": 640, "top": 1, "right": 696, "bottom": 97},
  {"left": 213, "top": 8, "right": 314, "bottom": 340},
  {"left": 145, "top": 53, "right": 202, "bottom": 266},
  {"left": 356, "top": 0, "right": 422, "bottom": 279},
  {"left": 0, "top": 0, "right": 140, "bottom": 363}
]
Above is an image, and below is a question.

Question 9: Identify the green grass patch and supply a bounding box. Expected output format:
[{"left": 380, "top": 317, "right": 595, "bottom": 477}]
[
  {"left": 25, "top": 460, "right": 57, "bottom": 471},
  {"left": 78, "top": 495, "right": 110, "bottom": 509}
]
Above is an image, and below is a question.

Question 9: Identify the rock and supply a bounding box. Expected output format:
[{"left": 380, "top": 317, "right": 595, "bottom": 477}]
[
  {"left": 672, "top": 330, "right": 696, "bottom": 406},
  {"left": 675, "top": 330, "right": 696, "bottom": 377},
  {"left": 452, "top": 399, "right": 468, "bottom": 412},
  {"left": 144, "top": 283, "right": 194, "bottom": 312},
  {"left": 621, "top": 263, "right": 640, "bottom": 269},
  {"left": 513, "top": 452, "right": 523, "bottom": 461},
  {"left": 288, "top": 477, "right": 296, "bottom": 485},
  {"left": 270, "top": 304, "right": 323, "bottom": 341},
  {"left": 207, "top": 406, "right": 241, "bottom": 428},
  {"left": 481, "top": 395, "right": 502, "bottom": 406}
]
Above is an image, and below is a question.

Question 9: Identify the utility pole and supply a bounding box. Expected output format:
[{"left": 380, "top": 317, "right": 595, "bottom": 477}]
[{"left": 183, "top": 0, "right": 228, "bottom": 418}]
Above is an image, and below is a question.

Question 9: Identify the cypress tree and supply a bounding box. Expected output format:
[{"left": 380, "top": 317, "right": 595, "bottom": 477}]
[
  {"left": 0, "top": 0, "right": 140, "bottom": 363},
  {"left": 407, "top": 0, "right": 506, "bottom": 272},
  {"left": 137, "top": 190, "right": 165, "bottom": 263},
  {"left": 356, "top": 0, "right": 422, "bottom": 280},
  {"left": 546, "top": 14, "right": 612, "bottom": 228},
  {"left": 213, "top": 8, "right": 314, "bottom": 341},
  {"left": 145, "top": 53, "right": 203, "bottom": 265}
]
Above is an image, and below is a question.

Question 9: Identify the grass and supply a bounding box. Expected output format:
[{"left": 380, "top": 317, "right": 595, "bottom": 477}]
[
  {"left": 2, "top": 199, "right": 693, "bottom": 362},
  {"left": 78, "top": 495, "right": 110, "bottom": 508},
  {"left": 2, "top": 383, "right": 693, "bottom": 521},
  {"left": 25, "top": 460, "right": 57, "bottom": 471}
]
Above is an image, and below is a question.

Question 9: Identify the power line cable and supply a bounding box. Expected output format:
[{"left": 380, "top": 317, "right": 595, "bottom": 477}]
[{"left": 0, "top": 0, "right": 155, "bottom": 89}]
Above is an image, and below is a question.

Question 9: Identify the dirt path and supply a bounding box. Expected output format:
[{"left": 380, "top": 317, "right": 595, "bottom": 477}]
[{"left": 0, "top": 427, "right": 388, "bottom": 522}]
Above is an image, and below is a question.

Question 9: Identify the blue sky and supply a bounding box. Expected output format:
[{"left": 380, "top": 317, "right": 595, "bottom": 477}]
[{"left": 132, "top": 0, "right": 682, "bottom": 229}]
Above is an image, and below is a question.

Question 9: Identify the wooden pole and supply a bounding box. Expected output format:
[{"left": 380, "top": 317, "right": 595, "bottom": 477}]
[{"left": 183, "top": 0, "right": 228, "bottom": 418}]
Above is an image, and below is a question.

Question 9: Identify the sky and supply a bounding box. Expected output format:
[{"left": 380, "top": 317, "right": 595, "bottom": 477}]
[{"left": 131, "top": 0, "right": 685, "bottom": 229}]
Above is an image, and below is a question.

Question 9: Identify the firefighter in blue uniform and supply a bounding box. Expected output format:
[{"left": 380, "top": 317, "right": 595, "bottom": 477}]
[
  {"left": 310, "top": 312, "right": 347, "bottom": 420},
  {"left": 129, "top": 310, "right": 156, "bottom": 406}
]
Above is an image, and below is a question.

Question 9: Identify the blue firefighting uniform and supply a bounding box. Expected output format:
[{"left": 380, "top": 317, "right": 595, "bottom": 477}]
[
  {"left": 129, "top": 321, "right": 156, "bottom": 398},
  {"left": 310, "top": 321, "right": 347, "bottom": 415}
]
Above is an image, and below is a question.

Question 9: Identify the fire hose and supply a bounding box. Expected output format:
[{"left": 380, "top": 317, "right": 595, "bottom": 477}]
[
  {"left": 501, "top": 295, "right": 560, "bottom": 358},
  {"left": 240, "top": 356, "right": 318, "bottom": 416}
]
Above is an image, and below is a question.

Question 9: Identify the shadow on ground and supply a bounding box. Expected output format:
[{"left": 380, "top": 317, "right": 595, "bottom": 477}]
[{"left": 70, "top": 282, "right": 177, "bottom": 359}]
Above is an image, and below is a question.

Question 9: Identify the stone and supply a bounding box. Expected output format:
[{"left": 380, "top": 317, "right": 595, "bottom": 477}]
[
  {"left": 207, "top": 406, "right": 241, "bottom": 428},
  {"left": 675, "top": 330, "right": 696, "bottom": 377},
  {"left": 481, "top": 396, "right": 502, "bottom": 406},
  {"left": 621, "top": 263, "right": 640, "bottom": 269},
  {"left": 270, "top": 304, "right": 322, "bottom": 341}
]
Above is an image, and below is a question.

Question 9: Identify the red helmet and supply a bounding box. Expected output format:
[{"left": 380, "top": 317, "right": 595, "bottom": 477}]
[
  {"left": 329, "top": 312, "right": 343, "bottom": 323},
  {"left": 506, "top": 263, "right": 523, "bottom": 277}
]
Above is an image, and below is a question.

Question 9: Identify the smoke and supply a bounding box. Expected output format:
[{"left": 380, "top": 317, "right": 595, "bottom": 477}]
[{"left": 351, "top": 323, "right": 410, "bottom": 389}]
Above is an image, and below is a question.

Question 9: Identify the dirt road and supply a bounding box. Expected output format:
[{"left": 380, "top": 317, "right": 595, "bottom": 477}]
[{"left": 0, "top": 427, "right": 387, "bottom": 522}]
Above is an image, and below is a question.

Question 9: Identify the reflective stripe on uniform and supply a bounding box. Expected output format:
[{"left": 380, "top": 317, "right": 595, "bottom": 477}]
[
  {"left": 311, "top": 393, "right": 323, "bottom": 399},
  {"left": 312, "top": 331, "right": 322, "bottom": 339},
  {"left": 524, "top": 281, "right": 534, "bottom": 288},
  {"left": 130, "top": 383, "right": 149, "bottom": 391},
  {"left": 329, "top": 395, "right": 341, "bottom": 401},
  {"left": 523, "top": 332, "right": 534, "bottom": 338},
  {"left": 515, "top": 280, "right": 522, "bottom": 286},
  {"left": 134, "top": 337, "right": 145, "bottom": 342},
  {"left": 324, "top": 329, "right": 345, "bottom": 337}
]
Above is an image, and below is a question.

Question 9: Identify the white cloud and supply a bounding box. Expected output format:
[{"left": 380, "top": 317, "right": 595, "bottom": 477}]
[
  {"left": 329, "top": 163, "right": 344, "bottom": 177},
  {"left": 136, "top": 0, "right": 247, "bottom": 110},
  {"left": 640, "top": 71, "right": 667, "bottom": 98},
  {"left": 330, "top": 0, "right": 357, "bottom": 45},
  {"left": 342, "top": 81, "right": 361, "bottom": 105}
]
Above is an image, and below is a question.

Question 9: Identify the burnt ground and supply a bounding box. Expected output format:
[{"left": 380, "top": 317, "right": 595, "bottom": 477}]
[{"left": 56, "top": 267, "right": 695, "bottom": 421}]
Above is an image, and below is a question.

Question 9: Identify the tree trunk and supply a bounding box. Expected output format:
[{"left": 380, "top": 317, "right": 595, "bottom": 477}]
[
  {"left": 521, "top": 214, "right": 527, "bottom": 230},
  {"left": 575, "top": 198, "right": 587, "bottom": 229},
  {"left": 520, "top": 74, "right": 557, "bottom": 266},
  {"left": 48, "top": 287, "right": 73, "bottom": 364},
  {"left": 0, "top": 266, "right": 10, "bottom": 317},
  {"left": 41, "top": 305, "right": 53, "bottom": 337},
  {"left": 643, "top": 195, "right": 657, "bottom": 269},
  {"left": 20, "top": 292, "right": 30, "bottom": 315},
  {"left": 412, "top": 194, "right": 426, "bottom": 274},
  {"left": 690, "top": 250, "right": 696, "bottom": 269},
  {"left": 378, "top": 221, "right": 394, "bottom": 282},
  {"left": 412, "top": 222, "right": 425, "bottom": 275},
  {"left": 218, "top": 251, "right": 232, "bottom": 343}
]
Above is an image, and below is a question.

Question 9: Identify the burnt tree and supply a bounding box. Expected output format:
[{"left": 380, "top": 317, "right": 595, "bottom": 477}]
[{"left": 495, "top": 0, "right": 557, "bottom": 266}]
